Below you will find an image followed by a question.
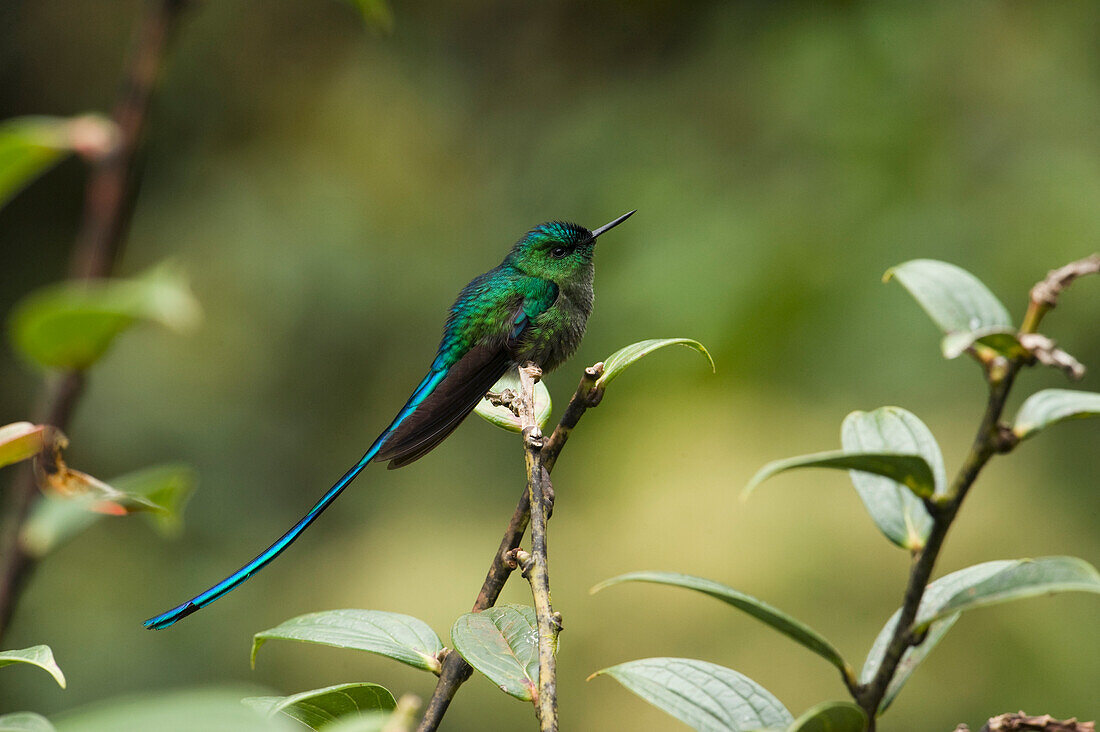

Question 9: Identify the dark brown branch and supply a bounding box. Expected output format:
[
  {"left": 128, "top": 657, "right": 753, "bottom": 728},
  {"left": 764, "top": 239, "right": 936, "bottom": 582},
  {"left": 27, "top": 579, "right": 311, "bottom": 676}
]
[
  {"left": 416, "top": 362, "right": 605, "bottom": 732},
  {"left": 856, "top": 255, "right": 1100, "bottom": 726},
  {"left": 0, "top": 0, "right": 190, "bottom": 641}
]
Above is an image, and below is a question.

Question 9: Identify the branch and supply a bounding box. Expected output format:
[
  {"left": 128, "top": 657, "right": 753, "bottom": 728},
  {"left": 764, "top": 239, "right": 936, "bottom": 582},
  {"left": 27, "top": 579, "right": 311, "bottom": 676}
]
[
  {"left": 516, "top": 363, "right": 559, "bottom": 730},
  {"left": 416, "top": 362, "right": 605, "bottom": 732},
  {"left": 0, "top": 0, "right": 190, "bottom": 641},
  {"left": 856, "top": 255, "right": 1100, "bottom": 725}
]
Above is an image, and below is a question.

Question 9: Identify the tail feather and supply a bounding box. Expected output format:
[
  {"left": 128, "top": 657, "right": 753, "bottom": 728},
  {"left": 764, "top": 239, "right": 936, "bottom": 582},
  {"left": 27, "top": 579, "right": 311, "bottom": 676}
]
[
  {"left": 143, "top": 448, "right": 376, "bottom": 630},
  {"left": 143, "top": 370, "right": 451, "bottom": 630}
]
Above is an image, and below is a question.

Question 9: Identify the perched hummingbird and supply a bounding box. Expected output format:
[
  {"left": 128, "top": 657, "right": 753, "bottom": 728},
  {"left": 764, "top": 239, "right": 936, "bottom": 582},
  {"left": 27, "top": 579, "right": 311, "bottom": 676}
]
[{"left": 144, "top": 210, "right": 635, "bottom": 629}]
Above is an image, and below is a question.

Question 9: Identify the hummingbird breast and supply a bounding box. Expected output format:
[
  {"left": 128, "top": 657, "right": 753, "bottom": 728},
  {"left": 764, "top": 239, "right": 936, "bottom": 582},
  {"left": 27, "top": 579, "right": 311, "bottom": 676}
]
[{"left": 514, "top": 273, "right": 593, "bottom": 373}]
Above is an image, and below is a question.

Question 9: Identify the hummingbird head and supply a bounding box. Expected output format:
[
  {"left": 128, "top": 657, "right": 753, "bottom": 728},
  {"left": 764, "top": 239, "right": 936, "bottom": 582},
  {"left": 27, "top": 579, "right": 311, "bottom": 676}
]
[{"left": 507, "top": 210, "right": 635, "bottom": 283}]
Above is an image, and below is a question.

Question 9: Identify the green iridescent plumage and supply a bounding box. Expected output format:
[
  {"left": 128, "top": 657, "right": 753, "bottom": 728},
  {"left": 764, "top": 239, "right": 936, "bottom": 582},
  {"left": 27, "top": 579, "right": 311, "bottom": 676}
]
[{"left": 144, "top": 210, "right": 634, "bottom": 630}]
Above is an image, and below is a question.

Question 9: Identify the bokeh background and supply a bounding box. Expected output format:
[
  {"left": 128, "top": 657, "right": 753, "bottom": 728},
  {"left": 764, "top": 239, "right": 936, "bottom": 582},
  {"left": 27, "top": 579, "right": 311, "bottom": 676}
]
[{"left": 2, "top": 1, "right": 1099, "bottom": 729}]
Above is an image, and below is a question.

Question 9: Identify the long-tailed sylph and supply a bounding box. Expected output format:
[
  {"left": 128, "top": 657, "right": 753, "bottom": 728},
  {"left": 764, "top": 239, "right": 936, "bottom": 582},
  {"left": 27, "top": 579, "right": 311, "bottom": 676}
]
[{"left": 144, "top": 210, "right": 635, "bottom": 629}]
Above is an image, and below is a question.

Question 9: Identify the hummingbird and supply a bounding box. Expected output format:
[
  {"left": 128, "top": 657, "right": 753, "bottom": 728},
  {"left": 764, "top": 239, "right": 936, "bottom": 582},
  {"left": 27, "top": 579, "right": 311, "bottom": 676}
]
[{"left": 144, "top": 210, "right": 635, "bottom": 629}]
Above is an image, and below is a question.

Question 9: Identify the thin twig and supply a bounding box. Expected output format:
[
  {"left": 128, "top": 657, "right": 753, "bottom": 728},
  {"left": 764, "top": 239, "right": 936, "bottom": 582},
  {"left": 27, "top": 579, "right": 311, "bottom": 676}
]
[
  {"left": 416, "top": 362, "right": 604, "bottom": 732},
  {"left": 516, "top": 363, "right": 558, "bottom": 730},
  {"left": 0, "top": 0, "right": 190, "bottom": 641},
  {"left": 855, "top": 256, "right": 1098, "bottom": 726}
]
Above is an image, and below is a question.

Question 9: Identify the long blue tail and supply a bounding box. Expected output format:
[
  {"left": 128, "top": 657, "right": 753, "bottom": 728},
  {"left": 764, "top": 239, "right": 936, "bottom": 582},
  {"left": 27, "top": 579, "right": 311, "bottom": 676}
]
[{"left": 143, "top": 370, "right": 447, "bottom": 630}]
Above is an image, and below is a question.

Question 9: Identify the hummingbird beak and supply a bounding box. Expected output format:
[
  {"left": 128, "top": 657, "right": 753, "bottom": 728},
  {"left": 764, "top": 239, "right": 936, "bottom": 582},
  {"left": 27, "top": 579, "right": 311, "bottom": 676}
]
[{"left": 589, "top": 210, "right": 636, "bottom": 240}]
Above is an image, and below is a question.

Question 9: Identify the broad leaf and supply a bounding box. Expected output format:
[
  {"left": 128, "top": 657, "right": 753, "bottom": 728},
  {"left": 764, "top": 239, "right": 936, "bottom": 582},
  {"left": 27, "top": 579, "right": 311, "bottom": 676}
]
[
  {"left": 592, "top": 572, "right": 849, "bottom": 676},
  {"left": 0, "top": 713, "right": 56, "bottom": 732},
  {"left": 242, "top": 683, "right": 395, "bottom": 730},
  {"left": 53, "top": 688, "right": 295, "bottom": 731},
  {"left": 787, "top": 701, "right": 867, "bottom": 732},
  {"left": 451, "top": 604, "right": 540, "bottom": 702},
  {"left": 591, "top": 657, "right": 792, "bottom": 732},
  {"left": 841, "top": 408, "right": 943, "bottom": 550},
  {"left": 0, "top": 423, "right": 47, "bottom": 469},
  {"left": 596, "top": 338, "right": 715, "bottom": 390},
  {"left": 9, "top": 263, "right": 201, "bottom": 370},
  {"left": 884, "top": 260, "right": 1012, "bottom": 346},
  {"left": 21, "top": 463, "right": 196, "bottom": 558},
  {"left": 743, "top": 451, "right": 935, "bottom": 502},
  {"left": 0, "top": 646, "right": 65, "bottom": 688},
  {"left": 0, "top": 115, "right": 115, "bottom": 209},
  {"left": 474, "top": 370, "right": 552, "bottom": 432},
  {"left": 861, "top": 557, "right": 1100, "bottom": 712},
  {"left": 914, "top": 556, "right": 1100, "bottom": 630},
  {"left": 1013, "top": 389, "right": 1100, "bottom": 441},
  {"left": 252, "top": 610, "right": 442, "bottom": 674}
]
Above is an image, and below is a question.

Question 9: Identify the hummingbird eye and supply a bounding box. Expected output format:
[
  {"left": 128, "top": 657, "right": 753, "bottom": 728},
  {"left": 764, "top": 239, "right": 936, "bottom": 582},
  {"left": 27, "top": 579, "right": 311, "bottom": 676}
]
[{"left": 550, "top": 246, "right": 569, "bottom": 259}]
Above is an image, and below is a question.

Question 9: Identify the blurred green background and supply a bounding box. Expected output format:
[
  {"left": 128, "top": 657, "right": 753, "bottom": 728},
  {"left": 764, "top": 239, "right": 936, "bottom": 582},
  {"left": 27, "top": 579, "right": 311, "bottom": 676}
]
[{"left": 2, "top": 0, "right": 1099, "bottom": 729}]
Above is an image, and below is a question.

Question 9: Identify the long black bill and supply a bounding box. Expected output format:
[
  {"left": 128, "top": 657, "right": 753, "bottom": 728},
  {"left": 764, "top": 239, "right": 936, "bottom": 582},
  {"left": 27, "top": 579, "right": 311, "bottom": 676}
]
[{"left": 590, "top": 209, "right": 636, "bottom": 239}]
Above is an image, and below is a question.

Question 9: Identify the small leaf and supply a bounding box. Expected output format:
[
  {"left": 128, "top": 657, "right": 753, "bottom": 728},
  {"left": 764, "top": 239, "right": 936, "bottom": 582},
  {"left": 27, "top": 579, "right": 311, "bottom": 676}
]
[
  {"left": 0, "top": 646, "right": 66, "bottom": 688},
  {"left": 743, "top": 450, "right": 936, "bottom": 502},
  {"left": 861, "top": 557, "right": 1100, "bottom": 712},
  {"left": 0, "top": 422, "right": 47, "bottom": 469},
  {"left": 21, "top": 463, "right": 196, "bottom": 557},
  {"left": 591, "top": 657, "right": 792, "bottom": 732},
  {"left": 841, "top": 407, "right": 943, "bottom": 550},
  {"left": 473, "top": 370, "right": 552, "bottom": 432},
  {"left": 451, "top": 604, "right": 540, "bottom": 702},
  {"left": 252, "top": 610, "right": 443, "bottom": 674},
  {"left": 0, "top": 115, "right": 116, "bottom": 210},
  {"left": 53, "top": 688, "right": 297, "bottom": 731},
  {"left": 787, "top": 701, "right": 867, "bottom": 732},
  {"left": 596, "top": 338, "right": 715, "bottom": 390},
  {"left": 592, "top": 572, "right": 849, "bottom": 677},
  {"left": 0, "top": 712, "right": 56, "bottom": 732},
  {"left": 914, "top": 556, "right": 1100, "bottom": 631},
  {"left": 9, "top": 263, "right": 201, "bottom": 370},
  {"left": 1012, "top": 389, "right": 1100, "bottom": 441},
  {"left": 940, "top": 328, "right": 1027, "bottom": 361},
  {"left": 242, "top": 683, "right": 396, "bottom": 730},
  {"left": 884, "top": 259, "right": 1012, "bottom": 339}
]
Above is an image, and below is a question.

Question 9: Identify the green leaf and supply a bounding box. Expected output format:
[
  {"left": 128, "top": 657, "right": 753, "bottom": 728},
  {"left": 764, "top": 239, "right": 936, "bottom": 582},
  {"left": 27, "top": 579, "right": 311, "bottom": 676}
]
[
  {"left": 9, "top": 263, "right": 201, "bottom": 370},
  {"left": 473, "top": 370, "right": 552, "bottom": 432},
  {"left": 1013, "top": 389, "right": 1100, "bottom": 441},
  {"left": 0, "top": 422, "right": 47, "bottom": 469},
  {"left": 787, "top": 701, "right": 867, "bottom": 732},
  {"left": 861, "top": 557, "right": 1100, "bottom": 713},
  {"left": 305, "top": 713, "right": 391, "bottom": 732},
  {"left": 0, "top": 712, "right": 56, "bottom": 732},
  {"left": 252, "top": 609, "right": 443, "bottom": 674},
  {"left": 940, "top": 328, "right": 1027, "bottom": 360},
  {"left": 0, "top": 115, "right": 115, "bottom": 210},
  {"left": 884, "top": 260, "right": 1012, "bottom": 343},
  {"left": 591, "top": 572, "right": 849, "bottom": 677},
  {"left": 242, "top": 683, "right": 396, "bottom": 730},
  {"left": 914, "top": 556, "right": 1100, "bottom": 631},
  {"left": 339, "top": 0, "right": 393, "bottom": 32},
  {"left": 596, "top": 338, "right": 715, "bottom": 390},
  {"left": 591, "top": 658, "right": 792, "bottom": 732},
  {"left": 20, "top": 463, "right": 196, "bottom": 558},
  {"left": 841, "top": 407, "right": 943, "bottom": 550},
  {"left": 451, "top": 604, "right": 540, "bottom": 702},
  {"left": 53, "top": 688, "right": 296, "bottom": 731},
  {"left": 743, "top": 450, "right": 936, "bottom": 502},
  {"left": 0, "top": 646, "right": 65, "bottom": 688}
]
